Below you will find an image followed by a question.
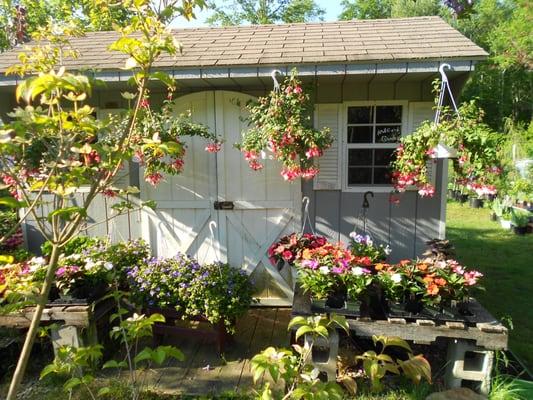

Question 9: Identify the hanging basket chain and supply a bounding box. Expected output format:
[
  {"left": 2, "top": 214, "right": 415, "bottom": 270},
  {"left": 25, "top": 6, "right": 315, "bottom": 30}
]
[
  {"left": 300, "top": 196, "right": 316, "bottom": 236},
  {"left": 271, "top": 69, "right": 283, "bottom": 93}
]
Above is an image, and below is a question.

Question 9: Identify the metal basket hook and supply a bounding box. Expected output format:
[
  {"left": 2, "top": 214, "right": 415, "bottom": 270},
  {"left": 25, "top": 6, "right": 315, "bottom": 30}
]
[
  {"left": 271, "top": 69, "right": 283, "bottom": 92},
  {"left": 439, "top": 63, "right": 451, "bottom": 84}
]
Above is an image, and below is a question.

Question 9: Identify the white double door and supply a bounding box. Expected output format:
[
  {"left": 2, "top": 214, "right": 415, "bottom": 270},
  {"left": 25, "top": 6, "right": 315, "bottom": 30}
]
[{"left": 140, "top": 91, "right": 301, "bottom": 305}]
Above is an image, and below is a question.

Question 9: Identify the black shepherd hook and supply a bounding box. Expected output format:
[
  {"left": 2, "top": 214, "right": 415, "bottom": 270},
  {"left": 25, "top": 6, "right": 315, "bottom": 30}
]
[{"left": 362, "top": 191, "right": 374, "bottom": 209}]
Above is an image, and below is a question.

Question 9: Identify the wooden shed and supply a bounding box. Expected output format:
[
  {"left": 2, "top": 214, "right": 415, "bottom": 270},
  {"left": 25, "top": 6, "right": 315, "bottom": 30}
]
[{"left": 0, "top": 16, "right": 487, "bottom": 305}]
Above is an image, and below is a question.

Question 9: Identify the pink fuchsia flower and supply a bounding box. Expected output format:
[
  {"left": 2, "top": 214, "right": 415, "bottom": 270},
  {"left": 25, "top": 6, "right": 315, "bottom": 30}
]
[
  {"left": 205, "top": 143, "right": 221, "bottom": 153},
  {"left": 418, "top": 184, "right": 435, "bottom": 197},
  {"left": 300, "top": 167, "right": 319, "bottom": 180},
  {"left": 145, "top": 172, "right": 164, "bottom": 186},
  {"left": 293, "top": 85, "right": 303, "bottom": 94},
  {"left": 425, "top": 148, "right": 436, "bottom": 156},
  {"left": 140, "top": 98, "right": 150, "bottom": 108},
  {"left": 281, "top": 167, "right": 301, "bottom": 181},
  {"left": 463, "top": 270, "right": 483, "bottom": 286},
  {"left": 305, "top": 147, "right": 322, "bottom": 159},
  {"left": 249, "top": 160, "right": 263, "bottom": 171},
  {"left": 244, "top": 150, "right": 259, "bottom": 161}
]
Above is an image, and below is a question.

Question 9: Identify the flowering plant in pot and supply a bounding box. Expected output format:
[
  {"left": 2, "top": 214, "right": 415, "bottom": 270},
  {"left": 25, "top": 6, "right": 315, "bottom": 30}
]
[
  {"left": 349, "top": 232, "right": 391, "bottom": 264},
  {"left": 237, "top": 69, "right": 333, "bottom": 180},
  {"left": 0, "top": 257, "right": 47, "bottom": 312},
  {"left": 127, "top": 254, "right": 254, "bottom": 334},
  {"left": 267, "top": 232, "right": 327, "bottom": 268},
  {"left": 131, "top": 94, "right": 223, "bottom": 186},
  {"left": 295, "top": 241, "right": 357, "bottom": 309}
]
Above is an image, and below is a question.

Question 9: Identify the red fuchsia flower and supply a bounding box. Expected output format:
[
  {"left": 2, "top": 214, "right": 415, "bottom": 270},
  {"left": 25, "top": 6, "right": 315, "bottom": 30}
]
[
  {"left": 389, "top": 195, "right": 401, "bottom": 204},
  {"left": 145, "top": 172, "right": 163, "bottom": 186},
  {"left": 244, "top": 150, "right": 259, "bottom": 161},
  {"left": 140, "top": 98, "right": 150, "bottom": 108},
  {"left": 463, "top": 271, "right": 483, "bottom": 286},
  {"left": 418, "top": 183, "right": 435, "bottom": 197},
  {"left": 87, "top": 150, "right": 101, "bottom": 165},
  {"left": 102, "top": 189, "right": 117, "bottom": 198},
  {"left": 425, "top": 148, "right": 436, "bottom": 156},
  {"left": 284, "top": 86, "right": 293, "bottom": 94},
  {"left": 293, "top": 85, "right": 303, "bottom": 94},
  {"left": 300, "top": 167, "right": 319, "bottom": 180},
  {"left": 249, "top": 160, "right": 263, "bottom": 170},
  {"left": 305, "top": 147, "right": 322, "bottom": 159},
  {"left": 205, "top": 143, "right": 221, "bottom": 153},
  {"left": 171, "top": 158, "right": 184, "bottom": 172}
]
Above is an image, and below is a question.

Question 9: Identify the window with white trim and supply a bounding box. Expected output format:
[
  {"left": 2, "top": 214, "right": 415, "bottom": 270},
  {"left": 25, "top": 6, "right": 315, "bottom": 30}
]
[{"left": 345, "top": 102, "right": 405, "bottom": 189}]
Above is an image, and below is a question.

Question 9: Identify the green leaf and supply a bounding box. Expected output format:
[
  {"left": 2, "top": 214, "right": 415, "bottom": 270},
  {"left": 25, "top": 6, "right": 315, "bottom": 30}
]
[
  {"left": 97, "top": 387, "right": 111, "bottom": 396},
  {"left": 294, "top": 325, "right": 314, "bottom": 341},
  {"left": 150, "top": 71, "right": 175, "bottom": 89},
  {"left": 0, "top": 197, "right": 23, "bottom": 209},
  {"left": 133, "top": 348, "right": 153, "bottom": 364},
  {"left": 40, "top": 364, "right": 58, "bottom": 379},
  {"left": 48, "top": 207, "right": 87, "bottom": 222},
  {"left": 102, "top": 359, "right": 128, "bottom": 369},
  {"left": 63, "top": 377, "right": 82, "bottom": 391},
  {"left": 287, "top": 316, "right": 308, "bottom": 330}
]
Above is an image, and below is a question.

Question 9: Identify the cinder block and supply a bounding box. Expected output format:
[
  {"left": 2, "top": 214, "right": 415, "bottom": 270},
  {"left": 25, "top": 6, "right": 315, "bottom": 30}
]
[
  {"left": 445, "top": 339, "right": 494, "bottom": 395},
  {"left": 304, "top": 330, "right": 339, "bottom": 382},
  {"left": 51, "top": 325, "right": 82, "bottom": 356}
]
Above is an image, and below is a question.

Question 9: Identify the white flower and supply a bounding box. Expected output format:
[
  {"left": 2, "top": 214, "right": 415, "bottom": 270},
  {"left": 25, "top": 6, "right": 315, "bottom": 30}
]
[
  {"left": 366, "top": 236, "right": 373, "bottom": 247},
  {"left": 29, "top": 257, "right": 47, "bottom": 272},
  {"left": 349, "top": 231, "right": 357, "bottom": 240},
  {"left": 319, "top": 266, "right": 330, "bottom": 275},
  {"left": 85, "top": 259, "right": 97, "bottom": 270},
  {"left": 435, "top": 261, "right": 446, "bottom": 269},
  {"left": 384, "top": 245, "right": 392, "bottom": 255},
  {"left": 352, "top": 267, "right": 364, "bottom": 276},
  {"left": 104, "top": 262, "right": 114, "bottom": 271},
  {"left": 391, "top": 273, "right": 402, "bottom": 283}
]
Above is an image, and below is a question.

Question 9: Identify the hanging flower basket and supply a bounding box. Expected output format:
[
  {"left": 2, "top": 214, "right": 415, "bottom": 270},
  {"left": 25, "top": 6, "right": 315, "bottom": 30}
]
[{"left": 237, "top": 69, "right": 334, "bottom": 181}]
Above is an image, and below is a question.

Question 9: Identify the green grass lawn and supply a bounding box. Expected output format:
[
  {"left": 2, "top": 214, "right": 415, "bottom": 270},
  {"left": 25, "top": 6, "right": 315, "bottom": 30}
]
[{"left": 446, "top": 201, "right": 533, "bottom": 371}]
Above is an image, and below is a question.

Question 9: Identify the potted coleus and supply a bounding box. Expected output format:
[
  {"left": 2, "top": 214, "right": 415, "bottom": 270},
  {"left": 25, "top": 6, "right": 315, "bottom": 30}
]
[
  {"left": 511, "top": 209, "right": 530, "bottom": 235},
  {"left": 237, "top": 69, "right": 333, "bottom": 181},
  {"left": 127, "top": 254, "right": 254, "bottom": 335}
]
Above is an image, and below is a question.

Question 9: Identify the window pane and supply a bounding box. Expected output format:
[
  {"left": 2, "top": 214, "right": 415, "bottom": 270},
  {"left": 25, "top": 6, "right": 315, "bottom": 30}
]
[
  {"left": 374, "top": 149, "right": 395, "bottom": 166},
  {"left": 349, "top": 149, "right": 372, "bottom": 166},
  {"left": 376, "top": 106, "right": 402, "bottom": 123},
  {"left": 348, "top": 167, "right": 372, "bottom": 185},
  {"left": 374, "top": 167, "right": 393, "bottom": 185},
  {"left": 348, "top": 106, "right": 372, "bottom": 124},
  {"left": 376, "top": 125, "right": 401, "bottom": 143},
  {"left": 348, "top": 126, "right": 373, "bottom": 143}
]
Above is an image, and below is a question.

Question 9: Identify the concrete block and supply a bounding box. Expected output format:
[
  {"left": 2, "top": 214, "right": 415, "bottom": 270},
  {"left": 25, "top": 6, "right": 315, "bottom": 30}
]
[
  {"left": 304, "top": 330, "right": 339, "bottom": 382},
  {"left": 445, "top": 339, "right": 494, "bottom": 395}
]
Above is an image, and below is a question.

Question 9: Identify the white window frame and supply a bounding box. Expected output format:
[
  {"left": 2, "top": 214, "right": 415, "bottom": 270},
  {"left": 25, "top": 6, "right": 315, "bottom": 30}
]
[{"left": 341, "top": 100, "right": 408, "bottom": 193}]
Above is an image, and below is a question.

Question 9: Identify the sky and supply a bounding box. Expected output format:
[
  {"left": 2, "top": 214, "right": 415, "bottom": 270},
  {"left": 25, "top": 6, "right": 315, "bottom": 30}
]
[{"left": 171, "top": 0, "right": 345, "bottom": 28}]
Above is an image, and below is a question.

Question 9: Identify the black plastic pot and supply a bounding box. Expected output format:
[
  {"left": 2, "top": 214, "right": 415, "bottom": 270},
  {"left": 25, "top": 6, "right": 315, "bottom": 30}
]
[
  {"left": 469, "top": 198, "right": 484, "bottom": 208},
  {"left": 490, "top": 212, "right": 498, "bottom": 221},
  {"left": 458, "top": 194, "right": 469, "bottom": 203},
  {"left": 404, "top": 294, "right": 424, "bottom": 314},
  {"left": 325, "top": 287, "right": 347, "bottom": 309},
  {"left": 513, "top": 226, "right": 527, "bottom": 235}
]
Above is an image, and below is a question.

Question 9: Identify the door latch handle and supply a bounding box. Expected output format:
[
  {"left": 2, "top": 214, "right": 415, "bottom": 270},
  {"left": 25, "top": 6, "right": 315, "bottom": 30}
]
[{"left": 214, "top": 201, "right": 234, "bottom": 210}]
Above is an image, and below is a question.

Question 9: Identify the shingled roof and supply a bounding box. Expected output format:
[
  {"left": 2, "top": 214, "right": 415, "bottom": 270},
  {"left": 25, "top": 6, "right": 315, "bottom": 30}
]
[{"left": 0, "top": 16, "right": 486, "bottom": 73}]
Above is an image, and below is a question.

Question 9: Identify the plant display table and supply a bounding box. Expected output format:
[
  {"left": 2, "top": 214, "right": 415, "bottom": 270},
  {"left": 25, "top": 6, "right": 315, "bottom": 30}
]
[
  {"left": 0, "top": 298, "right": 115, "bottom": 354},
  {"left": 292, "top": 285, "right": 508, "bottom": 394}
]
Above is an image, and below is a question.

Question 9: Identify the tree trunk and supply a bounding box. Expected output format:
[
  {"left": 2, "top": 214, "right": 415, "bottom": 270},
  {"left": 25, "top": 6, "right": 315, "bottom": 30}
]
[{"left": 6, "top": 243, "right": 61, "bottom": 400}]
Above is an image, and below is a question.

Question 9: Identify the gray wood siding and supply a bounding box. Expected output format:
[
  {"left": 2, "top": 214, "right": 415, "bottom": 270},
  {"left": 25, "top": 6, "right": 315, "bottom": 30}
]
[{"left": 303, "top": 160, "right": 445, "bottom": 262}]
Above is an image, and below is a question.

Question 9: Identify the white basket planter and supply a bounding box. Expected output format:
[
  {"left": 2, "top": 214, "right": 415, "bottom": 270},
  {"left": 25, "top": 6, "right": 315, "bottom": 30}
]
[{"left": 500, "top": 219, "right": 512, "bottom": 230}]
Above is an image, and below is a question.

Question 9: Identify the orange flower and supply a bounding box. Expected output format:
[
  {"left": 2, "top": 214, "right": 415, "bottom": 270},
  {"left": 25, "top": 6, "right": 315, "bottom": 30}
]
[
  {"left": 374, "top": 263, "right": 385, "bottom": 271},
  {"left": 301, "top": 248, "right": 312, "bottom": 260},
  {"left": 427, "top": 283, "right": 439, "bottom": 296},
  {"left": 399, "top": 259, "right": 411, "bottom": 266},
  {"left": 422, "top": 273, "right": 435, "bottom": 284},
  {"left": 434, "top": 278, "right": 447, "bottom": 287},
  {"left": 417, "top": 263, "right": 428, "bottom": 272}
]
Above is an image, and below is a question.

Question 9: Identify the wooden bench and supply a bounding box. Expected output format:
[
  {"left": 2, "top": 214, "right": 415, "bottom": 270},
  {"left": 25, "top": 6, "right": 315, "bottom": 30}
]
[{"left": 0, "top": 298, "right": 115, "bottom": 354}]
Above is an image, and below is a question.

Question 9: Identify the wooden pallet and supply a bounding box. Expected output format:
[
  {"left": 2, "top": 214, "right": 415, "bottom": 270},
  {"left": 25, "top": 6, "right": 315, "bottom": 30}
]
[{"left": 292, "top": 286, "right": 508, "bottom": 350}]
